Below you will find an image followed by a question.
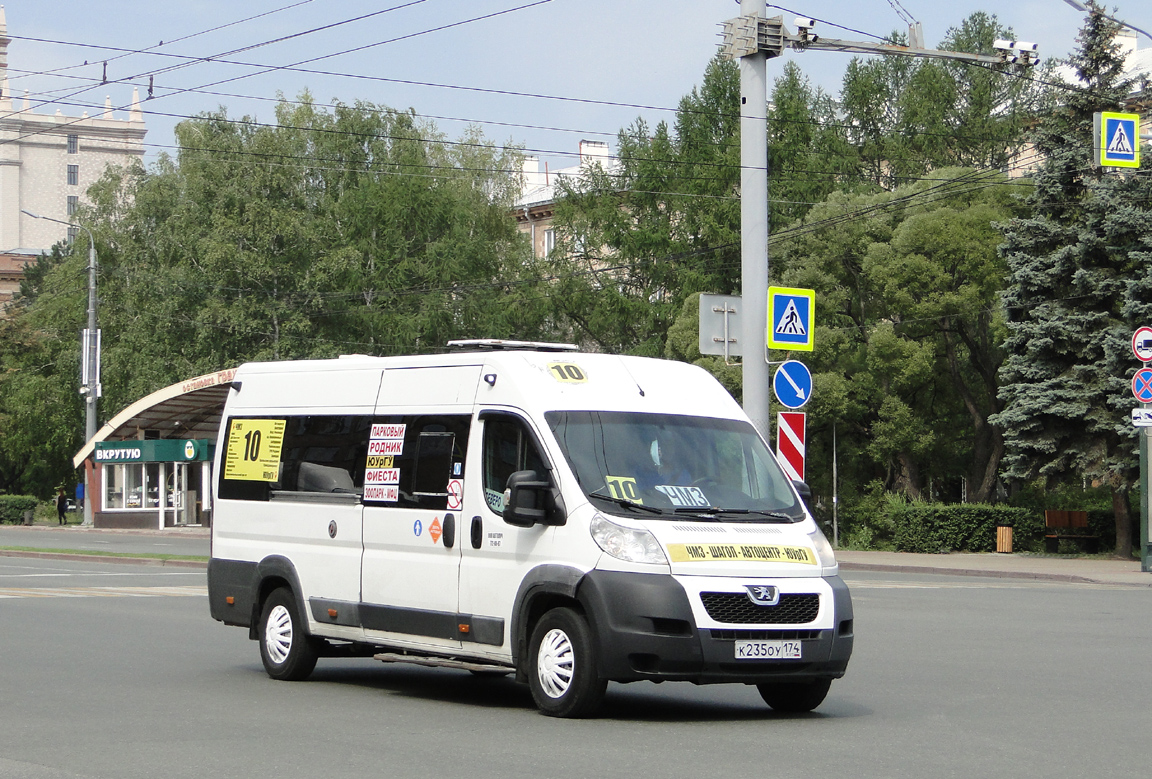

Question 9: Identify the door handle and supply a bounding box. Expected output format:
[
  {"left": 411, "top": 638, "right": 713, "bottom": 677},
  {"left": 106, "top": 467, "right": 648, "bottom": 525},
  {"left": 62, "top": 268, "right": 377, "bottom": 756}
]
[
  {"left": 470, "top": 516, "right": 483, "bottom": 549},
  {"left": 443, "top": 513, "right": 456, "bottom": 549}
]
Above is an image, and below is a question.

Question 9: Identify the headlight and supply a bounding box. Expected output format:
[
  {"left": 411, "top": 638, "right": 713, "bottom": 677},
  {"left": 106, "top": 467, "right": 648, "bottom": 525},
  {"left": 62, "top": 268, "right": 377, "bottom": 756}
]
[
  {"left": 590, "top": 514, "right": 669, "bottom": 565},
  {"left": 808, "top": 526, "right": 838, "bottom": 571}
]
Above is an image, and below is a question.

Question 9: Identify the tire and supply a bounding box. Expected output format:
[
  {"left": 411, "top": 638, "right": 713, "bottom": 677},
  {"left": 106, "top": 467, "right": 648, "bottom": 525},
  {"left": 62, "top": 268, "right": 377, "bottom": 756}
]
[
  {"left": 258, "top": 587, "right": 319, "bottom": 681},
  {"left": 757, "top": 678, "right": 832, "bottom": 712},
  {"left": 527, "top": 607, "right": 607, "bottom": 718}
]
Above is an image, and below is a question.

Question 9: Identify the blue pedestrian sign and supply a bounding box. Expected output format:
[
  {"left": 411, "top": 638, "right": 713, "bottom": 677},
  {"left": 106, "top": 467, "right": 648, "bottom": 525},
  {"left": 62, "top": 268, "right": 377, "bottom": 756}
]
[
  {"left": 1134, "top": 368, "right": 1152, "bottom": 404},
  {"left": 1095, "top": 112, "right": 1140, "bottom": 169},
  {"left": 768, "top": 287, "right": 815, "bottom": 351},
  {"left": 773, "top": 360, "right": 812, "bottom": 409}
]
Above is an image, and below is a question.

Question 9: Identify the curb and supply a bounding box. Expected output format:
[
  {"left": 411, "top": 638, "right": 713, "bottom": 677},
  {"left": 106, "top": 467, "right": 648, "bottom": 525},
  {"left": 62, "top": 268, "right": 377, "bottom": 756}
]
[{"left": 0, "top": 549, "right": 208, "bottom": 568}]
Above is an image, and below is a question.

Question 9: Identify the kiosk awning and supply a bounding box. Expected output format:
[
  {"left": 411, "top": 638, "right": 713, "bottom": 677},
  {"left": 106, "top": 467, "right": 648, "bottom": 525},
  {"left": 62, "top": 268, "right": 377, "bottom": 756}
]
[{"left": 72, "top": 368, "right": 237, "bottom": 468}]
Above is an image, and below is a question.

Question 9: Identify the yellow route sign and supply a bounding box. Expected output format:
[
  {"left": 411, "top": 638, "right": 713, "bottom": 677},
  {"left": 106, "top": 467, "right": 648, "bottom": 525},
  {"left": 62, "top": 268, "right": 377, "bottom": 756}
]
[{"left": 223, "top": 419, "right": 286, "bottom": 482}]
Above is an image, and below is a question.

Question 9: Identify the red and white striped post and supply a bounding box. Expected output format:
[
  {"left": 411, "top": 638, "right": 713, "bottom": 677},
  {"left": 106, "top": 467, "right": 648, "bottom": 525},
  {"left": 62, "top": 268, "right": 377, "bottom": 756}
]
[{"left": 776, "top": 411, "right": 806, "bottom": 482}]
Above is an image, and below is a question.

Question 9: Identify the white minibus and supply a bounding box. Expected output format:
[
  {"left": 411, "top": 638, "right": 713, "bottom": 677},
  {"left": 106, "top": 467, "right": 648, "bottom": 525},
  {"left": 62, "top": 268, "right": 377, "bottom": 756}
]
[{"left": 207, "top": 340, "right": 852, "bottom": 717}]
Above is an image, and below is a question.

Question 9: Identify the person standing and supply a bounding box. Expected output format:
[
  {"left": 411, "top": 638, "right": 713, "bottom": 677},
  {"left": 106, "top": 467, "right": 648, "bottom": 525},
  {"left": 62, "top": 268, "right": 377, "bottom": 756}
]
[{"left": 56, "top": 488, "right": 68, "bottom": 525}]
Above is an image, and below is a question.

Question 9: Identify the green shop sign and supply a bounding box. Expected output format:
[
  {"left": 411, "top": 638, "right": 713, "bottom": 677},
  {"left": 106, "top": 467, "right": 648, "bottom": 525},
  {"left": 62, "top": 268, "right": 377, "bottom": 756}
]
[{"left": 94, "top": 439, "right": 215, "bottom": 463}]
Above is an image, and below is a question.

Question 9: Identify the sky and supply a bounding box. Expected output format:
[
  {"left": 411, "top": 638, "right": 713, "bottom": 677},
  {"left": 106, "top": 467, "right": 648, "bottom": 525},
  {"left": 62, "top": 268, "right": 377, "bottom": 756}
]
[{"left": 5, "top": 0, "right": 1148, "bottom": 174}]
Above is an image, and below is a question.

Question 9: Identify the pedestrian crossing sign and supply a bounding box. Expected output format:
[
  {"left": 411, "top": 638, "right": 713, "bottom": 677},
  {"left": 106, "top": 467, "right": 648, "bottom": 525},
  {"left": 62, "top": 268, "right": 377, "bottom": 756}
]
[
  {"left": 1095, "top": 112, "right": 1140, "bottom": 168},
  {"left": 767, "top": 286, "right": 814, "bottom": 351}
]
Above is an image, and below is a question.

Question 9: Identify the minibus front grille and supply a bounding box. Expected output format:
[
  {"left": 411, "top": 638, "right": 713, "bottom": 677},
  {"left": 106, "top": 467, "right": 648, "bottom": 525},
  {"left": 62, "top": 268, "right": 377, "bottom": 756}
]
[
  {"left": 708, "top": 628, "right": 825, "bottom": 641},
  {"left": 700, "top": 592, "right": 820, "bottom": 624}
]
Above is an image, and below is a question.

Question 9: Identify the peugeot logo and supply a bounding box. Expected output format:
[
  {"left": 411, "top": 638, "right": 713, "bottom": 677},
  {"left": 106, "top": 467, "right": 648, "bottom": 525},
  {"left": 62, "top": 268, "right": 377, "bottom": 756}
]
[{"left": 745, "top": 584, "right": 780, "bottom": 606}]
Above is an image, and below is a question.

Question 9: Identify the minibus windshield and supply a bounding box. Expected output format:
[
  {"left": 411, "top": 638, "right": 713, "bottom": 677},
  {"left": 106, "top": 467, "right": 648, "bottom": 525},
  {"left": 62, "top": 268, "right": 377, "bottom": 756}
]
[{"left": 545, "top": 411, "right": 803, "bottom": 520}]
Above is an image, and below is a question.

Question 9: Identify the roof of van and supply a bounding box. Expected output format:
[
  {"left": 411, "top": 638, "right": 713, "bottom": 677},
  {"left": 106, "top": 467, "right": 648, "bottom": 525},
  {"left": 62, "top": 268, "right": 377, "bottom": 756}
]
[{"left": 229, "top": 350, "right": 746, "bottom": 423}]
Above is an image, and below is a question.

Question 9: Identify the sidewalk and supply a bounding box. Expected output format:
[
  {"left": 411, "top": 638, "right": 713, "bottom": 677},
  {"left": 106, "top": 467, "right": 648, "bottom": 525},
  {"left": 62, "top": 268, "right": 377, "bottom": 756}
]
[{"left": 837, "top": 549, "right": 1152, "bottom": 587}]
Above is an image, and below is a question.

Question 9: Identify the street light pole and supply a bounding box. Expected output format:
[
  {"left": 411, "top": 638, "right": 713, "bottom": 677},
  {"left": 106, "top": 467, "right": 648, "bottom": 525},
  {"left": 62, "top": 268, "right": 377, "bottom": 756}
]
[{"left": 21, "top": 209, "right": 98, "bottom": 526}]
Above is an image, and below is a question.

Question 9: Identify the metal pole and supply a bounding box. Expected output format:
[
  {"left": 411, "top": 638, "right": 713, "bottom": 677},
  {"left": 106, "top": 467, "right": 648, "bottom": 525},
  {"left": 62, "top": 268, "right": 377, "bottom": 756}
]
[
  {"left": 83, "top": 232, "right": 97, "bottom": 526},
  {"left": 740, "top": 0, "right": 771, "bottom": 439},
  {"left": 832, "top": 421, "right": 839, "bottom": 547},
  {"left": 1142, "top": 419, "right": 1150, "bottom": 572}
]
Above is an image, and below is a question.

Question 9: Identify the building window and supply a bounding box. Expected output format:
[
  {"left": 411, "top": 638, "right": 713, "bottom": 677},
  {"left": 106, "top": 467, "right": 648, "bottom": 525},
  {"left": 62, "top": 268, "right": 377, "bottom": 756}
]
[
  {"left": 67, "top": 134, "right": 79, "bottom": 154},
  {"left": 544, "top": 228, "right": 555, "bottom": 257},
  {"left": 67, "top": 196, "right": 79, "bottom": 215},
  {"left": 67, "top": 227, "right": 79, "bottom": 245},
  {"left": 67, "top": 164, "right": 79, "bottom": 186}
]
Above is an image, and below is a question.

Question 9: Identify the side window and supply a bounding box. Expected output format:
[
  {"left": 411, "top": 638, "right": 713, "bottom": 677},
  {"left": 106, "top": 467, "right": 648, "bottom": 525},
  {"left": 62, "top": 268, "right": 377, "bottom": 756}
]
[
  {"left": 217, "top": 415, "right": 371, "bottom": 502},
  {"left": 279, "top": 416, "right": 372, "bottom": 495},
  {"left": 364, "top": 415, "right": 470, "bottom": 510},
  {"left": 482, "top": 417, "right": 545, "bottom": 514}
]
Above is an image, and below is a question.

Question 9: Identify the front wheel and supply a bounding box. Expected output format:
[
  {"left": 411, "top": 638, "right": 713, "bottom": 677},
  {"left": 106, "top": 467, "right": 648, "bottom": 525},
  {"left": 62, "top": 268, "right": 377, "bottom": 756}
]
[
  {"left": 757, "top": 678, "right": 832, "bottom": 712},
  {"left": 528, "top": 607, "right": 607, "bottom": 718},
  {"left": 259, "top": 587, "right": 319, "bottom": 681}
]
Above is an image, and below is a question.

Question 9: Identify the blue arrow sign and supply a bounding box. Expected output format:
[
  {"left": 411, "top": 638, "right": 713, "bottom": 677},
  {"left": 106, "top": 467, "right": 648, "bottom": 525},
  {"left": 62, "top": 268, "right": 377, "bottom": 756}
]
[{"left": 773, "top": 360, "right": 812, "bottom": 409}]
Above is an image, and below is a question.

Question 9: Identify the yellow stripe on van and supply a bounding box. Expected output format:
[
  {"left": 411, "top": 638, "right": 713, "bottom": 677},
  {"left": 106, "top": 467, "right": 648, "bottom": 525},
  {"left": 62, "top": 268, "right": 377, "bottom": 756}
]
[{"left": 666, "top": 543, "right": 817, "bottom": 565}]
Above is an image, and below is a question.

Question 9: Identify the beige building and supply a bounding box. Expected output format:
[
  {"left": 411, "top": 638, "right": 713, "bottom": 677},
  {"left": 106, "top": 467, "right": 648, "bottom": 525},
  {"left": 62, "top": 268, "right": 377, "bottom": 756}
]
[
  {"left": 515, "top": 140, "right": 614, "bottom": 258},
  {"left": 0, "top": 7, "right": 146, "bottom": 256}
]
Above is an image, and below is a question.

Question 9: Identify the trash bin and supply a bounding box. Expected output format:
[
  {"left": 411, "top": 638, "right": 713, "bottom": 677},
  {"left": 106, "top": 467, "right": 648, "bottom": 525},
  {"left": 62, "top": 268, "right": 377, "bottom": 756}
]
[
  {"left": 22, "top": 509, "right": 34, "bottom": 526},
  {"left": 996, "top": 525, "right": 1013, "bottom": 554}
]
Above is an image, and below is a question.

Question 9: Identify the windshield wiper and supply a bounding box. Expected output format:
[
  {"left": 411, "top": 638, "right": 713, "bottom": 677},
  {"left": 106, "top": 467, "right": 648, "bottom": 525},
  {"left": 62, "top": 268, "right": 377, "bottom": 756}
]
[
  {"left": 587, "top": 492, "right": 666, "bottom": 515},
  {"left": 673, "top": 507, "right": 797, "bottom": 522}
]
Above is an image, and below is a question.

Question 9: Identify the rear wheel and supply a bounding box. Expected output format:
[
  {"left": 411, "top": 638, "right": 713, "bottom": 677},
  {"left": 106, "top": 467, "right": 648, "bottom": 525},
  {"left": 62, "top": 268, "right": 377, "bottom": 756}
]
[
  {"left": 757, "top": 678, "right": 832, "bottom": 712},
  {"left": 259, "top": 587, "right": 318, "bottom": 681},
  {"left": 528, "top": 607, "right": 607, "bottom": 718}
]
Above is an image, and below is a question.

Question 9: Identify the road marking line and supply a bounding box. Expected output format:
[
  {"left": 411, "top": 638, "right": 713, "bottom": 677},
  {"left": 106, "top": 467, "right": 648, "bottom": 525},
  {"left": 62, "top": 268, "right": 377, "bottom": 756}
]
[{"left": 0, "top": 585, "right": 207, "bottom": 599}]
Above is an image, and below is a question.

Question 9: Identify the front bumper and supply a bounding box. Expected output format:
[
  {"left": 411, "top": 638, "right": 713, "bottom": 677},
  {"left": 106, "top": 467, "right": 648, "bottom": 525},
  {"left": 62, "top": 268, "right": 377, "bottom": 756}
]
[{"left": 576, "top": 569, "right": 853, "bottom": 684}]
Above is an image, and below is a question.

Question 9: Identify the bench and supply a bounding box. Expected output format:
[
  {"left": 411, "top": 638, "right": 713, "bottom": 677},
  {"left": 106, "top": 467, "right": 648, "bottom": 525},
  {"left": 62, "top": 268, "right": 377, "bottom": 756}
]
[{"left": 1044, "top": 510, "right": 1099, "bottom": 553}]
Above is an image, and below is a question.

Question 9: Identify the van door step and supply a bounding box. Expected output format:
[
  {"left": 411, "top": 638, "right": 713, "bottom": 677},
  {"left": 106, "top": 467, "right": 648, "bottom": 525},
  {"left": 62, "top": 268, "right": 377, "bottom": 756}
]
[{"left": 374, "top": 652, "right": 514, "bottom": 674}]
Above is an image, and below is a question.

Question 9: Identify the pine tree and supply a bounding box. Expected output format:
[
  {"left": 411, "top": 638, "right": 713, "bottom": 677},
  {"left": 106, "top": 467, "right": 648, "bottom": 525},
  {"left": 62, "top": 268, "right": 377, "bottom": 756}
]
[{"left": 993, "top": 1, "right": 1150, "bottom": 556}]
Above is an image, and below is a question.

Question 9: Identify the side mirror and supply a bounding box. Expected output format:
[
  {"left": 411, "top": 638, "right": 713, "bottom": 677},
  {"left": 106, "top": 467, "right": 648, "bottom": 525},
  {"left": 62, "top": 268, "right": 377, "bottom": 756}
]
[
  {"left": 792, "top": 479, "right": 812, "bottom": 507},
  {"left": 503, "top": 470, "right": 565, "bottom": 527}
]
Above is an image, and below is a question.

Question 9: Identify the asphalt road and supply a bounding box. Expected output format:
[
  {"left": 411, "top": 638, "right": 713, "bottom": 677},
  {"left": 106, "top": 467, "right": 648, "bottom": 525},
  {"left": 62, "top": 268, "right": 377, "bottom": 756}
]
[
  {"left": 0, "top": 527, "right": 209, "bottom": 557},
  {"left": 1, "top": 558, "right": 1148, "bottom": 779}
]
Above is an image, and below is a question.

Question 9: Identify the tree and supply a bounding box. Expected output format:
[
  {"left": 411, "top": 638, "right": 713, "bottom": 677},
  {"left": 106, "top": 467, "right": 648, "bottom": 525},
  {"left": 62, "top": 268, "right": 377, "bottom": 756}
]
[
  {"left": 776, "top": 169, "right": 1026, "bottom": 503},
  {"left": 547, "top": 55, "right": 741, "bottom": 355},
  {"left": 0, "top": 245, "right": 87, "bottom": 497},
  {"left": 767, "top": 61, "right": 851, "bottom": 230},
  {"left": 0, "top": 95, "right": 551, "bottom": 498},
  {"left": 993, "top": 1, "right": 1150, "bottom": 556},
  {"left": 837, "top": 14, "right": 1042, "bottom": 189}
]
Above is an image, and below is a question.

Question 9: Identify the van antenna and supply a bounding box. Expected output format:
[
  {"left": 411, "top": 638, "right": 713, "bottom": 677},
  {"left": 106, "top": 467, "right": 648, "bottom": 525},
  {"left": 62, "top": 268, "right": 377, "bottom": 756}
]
[{"left": 619, "top": 360, "right": 645, "bottom": 397}]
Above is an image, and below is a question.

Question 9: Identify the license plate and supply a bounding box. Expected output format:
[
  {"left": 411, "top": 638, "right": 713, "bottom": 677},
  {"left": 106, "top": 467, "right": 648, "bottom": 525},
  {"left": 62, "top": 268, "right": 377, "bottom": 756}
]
[{"left": 734, "top": 639, "right": 802, "bottom": 660}]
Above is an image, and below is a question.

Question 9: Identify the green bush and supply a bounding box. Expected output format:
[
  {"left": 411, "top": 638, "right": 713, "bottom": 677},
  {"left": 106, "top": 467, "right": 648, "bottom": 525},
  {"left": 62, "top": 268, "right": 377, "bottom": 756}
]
[
  {"left": 836, "top": 481, "right": 901, "bottom": 551},
  {"left": 893, "top": 503, "right": 1037, "bottom": 553},
  {"left": 0, "top": 495, "right": 39, "bottom": 524}
]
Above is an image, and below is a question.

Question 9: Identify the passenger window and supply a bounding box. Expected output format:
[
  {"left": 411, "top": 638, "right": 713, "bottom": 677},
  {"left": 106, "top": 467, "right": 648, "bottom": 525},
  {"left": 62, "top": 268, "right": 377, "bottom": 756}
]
[
  {"left": 218, "top": 415, "right": 371, "bottom": 501},
  {"left": 364, "top": 415, "right": 470, "bottom": 509},
  {"left": 482, "top": 417, "right": 545, "bottom": 514}
]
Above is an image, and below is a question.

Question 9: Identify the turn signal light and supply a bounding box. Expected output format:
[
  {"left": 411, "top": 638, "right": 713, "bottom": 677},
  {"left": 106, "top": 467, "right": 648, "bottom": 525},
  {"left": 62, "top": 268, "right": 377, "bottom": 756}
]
[
  {"left": 458, "top": 624, "right": 470, "bottom": 633},
  {"left": 225, "top": 596, "right": 235, "bottom": 605},
  {"left": 328, "top": 608, "right": 338, "bottom": 618}
]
